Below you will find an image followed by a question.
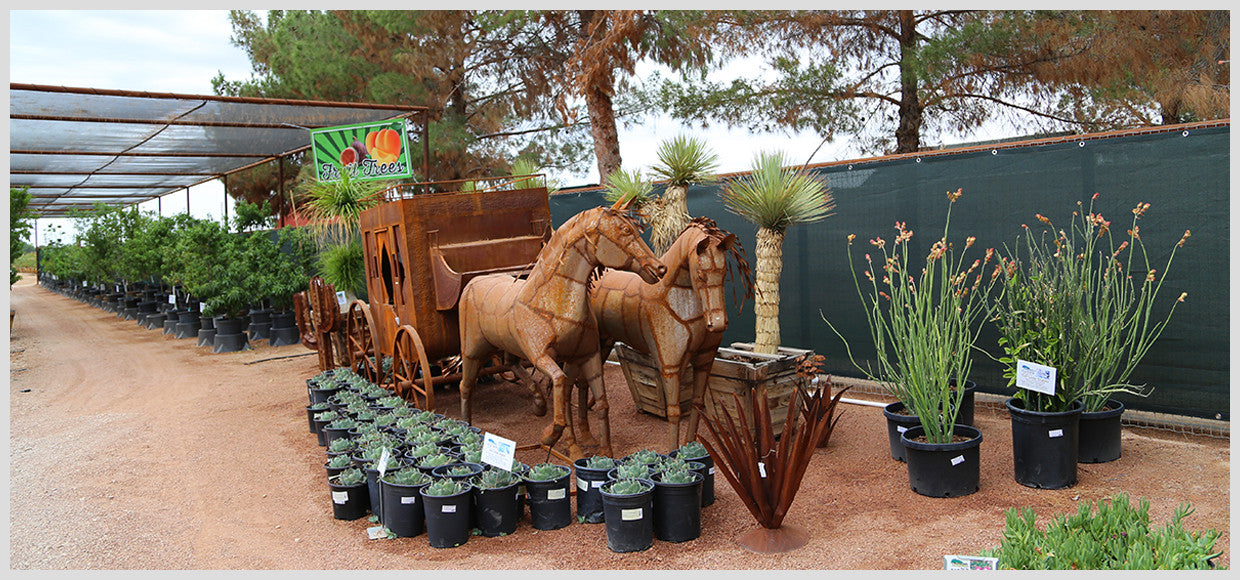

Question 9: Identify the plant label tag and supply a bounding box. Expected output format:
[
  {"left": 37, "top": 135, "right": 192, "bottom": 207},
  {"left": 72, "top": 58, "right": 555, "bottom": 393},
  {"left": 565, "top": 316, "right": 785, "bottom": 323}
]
[
  {"left": 951, "top": 455, "right": 965, "bottom": 466},
  {"left": 82, "top": 281, "right": 87, "bottom": 287},
  {"left": 1016, "top": 359, "right": 1057, "bottom": 395},
  {"left": 480, "top": 432, "right": 516, "bottom": 471},
  {"left": 758, "top": 462, "right": 767, "bottom": 478},
  {"left": 377, "top": 447, "right": 391, "bottom": 478},
  {"left": 897, "top": 425, "right": 909, "bottom": 434},
  {"left": 592, "top": 480, "right": 604, "bottom": 488},
  {"left": 336, "top": 291, "right": 347, "bottom": 306},
  {"left": 366, "top": 526, "right": 388, "bottom": 540},
  {"left": 621, "top": 508, "right": 644, "bottom": 521},
  {"left": 199, "top": 302, "right": 206, "bottom": 312},
  {"left": 331, "top": 491, "right": 349, "bottom": 504},
  {"left": 578, "top": 478, "right": 588, "bottom": 491},
  {"left": 944, "top": 555, "right": 998, "bottom": 570},
  {"left": 442, "top": 505, "right": 457, "bottom": 514},
  {"left": 168, "top": 294, "right": 176, "bottom": 305},
  {"left": 548, "top": 488, "right": 566, "bottom": 500},
  {"left": 1048, "top": 429, "right": 1064, "bottom": 438},
  {"left": 401, "top": 496, "right": 417, "bottom": 504},
  {"left": 708, "top": 467, "right": 716, "bottom": 475}
]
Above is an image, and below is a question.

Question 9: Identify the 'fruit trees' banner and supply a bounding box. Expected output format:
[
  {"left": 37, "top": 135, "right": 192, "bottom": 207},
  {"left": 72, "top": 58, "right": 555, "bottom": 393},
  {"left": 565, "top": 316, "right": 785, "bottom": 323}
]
[{"left": 310, "top": 120, "right": 413, "bottom": 182}]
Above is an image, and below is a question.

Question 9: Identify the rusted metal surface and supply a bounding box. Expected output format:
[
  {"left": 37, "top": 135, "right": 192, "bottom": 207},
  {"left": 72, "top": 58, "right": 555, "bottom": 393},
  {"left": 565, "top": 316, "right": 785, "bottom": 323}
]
[
  {"left": 457, "top": 198, "right": 667, "bottom": 460},
  {"left": 588, "top": 217, "right": 749, "bottom": 452},
  {"left": 293, "top": 276, "right": 345, "bottom": 372},
  {"left": 697, "top": 378, "right": 848, "bottom": 550}
]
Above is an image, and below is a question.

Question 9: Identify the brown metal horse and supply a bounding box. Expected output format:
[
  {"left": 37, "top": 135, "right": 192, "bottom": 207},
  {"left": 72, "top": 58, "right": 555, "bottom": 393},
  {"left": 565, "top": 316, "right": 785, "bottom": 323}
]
[
  {"left": 457, "top": 199, "right": 666, "bottom": 459},
  {"left": 588, "top": 217, "right": 748, "bottom": 452}
]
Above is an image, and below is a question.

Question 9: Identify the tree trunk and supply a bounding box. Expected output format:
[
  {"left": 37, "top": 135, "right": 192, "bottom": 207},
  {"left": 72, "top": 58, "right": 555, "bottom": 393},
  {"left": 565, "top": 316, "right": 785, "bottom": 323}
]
[
  {"left": 650, "top": 183, "right": 691, "bottom": 255},
  {"left": 753, "top": 226, "right": 784, "bottom": 355},
  {"left": 894, "top": 10, "right": 923, "bottom": 154},
  {"left": 585, "top": 84, "right": 622, "bottom": 181}
]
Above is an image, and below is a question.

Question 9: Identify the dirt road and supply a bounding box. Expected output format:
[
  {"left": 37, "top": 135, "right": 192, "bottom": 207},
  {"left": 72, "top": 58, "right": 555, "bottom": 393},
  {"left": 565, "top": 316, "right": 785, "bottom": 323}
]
[{"left": 7, "top": 277, "right": 1230, "bottom": 569}]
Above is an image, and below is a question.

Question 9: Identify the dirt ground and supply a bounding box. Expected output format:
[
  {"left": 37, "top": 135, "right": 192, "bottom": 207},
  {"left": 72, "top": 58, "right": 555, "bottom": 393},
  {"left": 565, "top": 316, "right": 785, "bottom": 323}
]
[{"left": 7, "top": 277, "right": 1231, "bottom": 570}]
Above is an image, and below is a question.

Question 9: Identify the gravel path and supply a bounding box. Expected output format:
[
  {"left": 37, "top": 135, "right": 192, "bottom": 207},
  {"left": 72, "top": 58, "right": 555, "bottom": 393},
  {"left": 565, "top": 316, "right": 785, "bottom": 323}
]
[{"left": 7, "top": 278, "right": 1230, "bottom": 569}]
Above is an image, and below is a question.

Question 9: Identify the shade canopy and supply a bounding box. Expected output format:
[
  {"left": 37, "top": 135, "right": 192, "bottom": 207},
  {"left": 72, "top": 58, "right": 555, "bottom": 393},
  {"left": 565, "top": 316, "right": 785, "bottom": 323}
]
[{"left": 9, "top": 83, "right": 428, "bottom": 217}]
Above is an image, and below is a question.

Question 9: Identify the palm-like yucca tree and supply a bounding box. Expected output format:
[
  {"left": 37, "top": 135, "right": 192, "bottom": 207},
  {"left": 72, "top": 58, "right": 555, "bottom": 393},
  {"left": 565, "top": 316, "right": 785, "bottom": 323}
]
[
  {"left": 646, "top": 135, "right": 719, "bottom": 254},
  {"left": 722, "top": 151, "right": 834, "bottom": 354},
  {"left": 600, "top": 167, "right": 654, "bottom": 209},
  {"left": 297, "top": 167, "right": 392, "bottom": 303},
  {"left": 511, "top": 157, "right": 560, "bottom": 194}
]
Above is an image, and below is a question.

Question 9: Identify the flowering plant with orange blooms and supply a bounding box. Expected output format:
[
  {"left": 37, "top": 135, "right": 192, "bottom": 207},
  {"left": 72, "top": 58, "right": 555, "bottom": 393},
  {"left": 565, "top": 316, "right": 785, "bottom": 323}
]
[
  {"left": 826, "top": 188, "right": 996, "bottom": 444},
  {"left": 988, "top": 193, "right": 1191, "bottom": 413}
]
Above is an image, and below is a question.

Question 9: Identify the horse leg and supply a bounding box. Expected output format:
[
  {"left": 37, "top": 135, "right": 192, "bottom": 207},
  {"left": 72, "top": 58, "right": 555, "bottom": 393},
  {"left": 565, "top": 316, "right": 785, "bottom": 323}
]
[
  {"left": 530, "top": 354, "right": 570, "bottom": 450},
  {"left": 459, "top": 354, "right": 483, "bottom": 424},
  {"left": 578, "top": 354, "right": 611, "bottom": 458},
  {"left": 684, "top": 350, "right": 718, "bottom": 444},
  {"left": 508, "top": 358, "right": 549, "bottom": 417},
  {"left": 657, "top": 362, "right": 687, "bottom": 453}
]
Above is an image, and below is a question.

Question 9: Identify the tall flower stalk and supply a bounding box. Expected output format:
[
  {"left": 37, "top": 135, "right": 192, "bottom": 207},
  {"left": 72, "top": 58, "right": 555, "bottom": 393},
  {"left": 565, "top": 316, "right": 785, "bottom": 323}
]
[
  {"left": 989, "top": 194, "right": 1190, "bottom": 413},
  {"left": 827, "top": 188, "right": 994, "bottom": 444}
]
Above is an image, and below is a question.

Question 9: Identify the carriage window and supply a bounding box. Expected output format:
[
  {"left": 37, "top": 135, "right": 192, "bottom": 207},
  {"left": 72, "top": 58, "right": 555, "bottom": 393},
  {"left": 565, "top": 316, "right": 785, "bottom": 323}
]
[{"left": 380, "top": 250, "right": 395, "bottom": 305}]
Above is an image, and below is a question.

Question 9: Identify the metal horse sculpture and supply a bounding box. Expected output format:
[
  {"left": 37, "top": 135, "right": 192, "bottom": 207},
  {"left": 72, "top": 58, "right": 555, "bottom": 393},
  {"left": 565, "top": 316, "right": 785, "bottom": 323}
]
[
  {"left": 457, "top": 198, "right": 666, "bottom": 459},
  {"left": 588, "top": 217, "right": 750, "bottom": 451}
]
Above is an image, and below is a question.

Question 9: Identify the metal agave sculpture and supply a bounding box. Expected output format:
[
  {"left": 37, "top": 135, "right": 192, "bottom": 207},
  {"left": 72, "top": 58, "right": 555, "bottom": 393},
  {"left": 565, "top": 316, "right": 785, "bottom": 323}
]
[{"left": 697, "top": 377, "right": 849, "bottom": 553}]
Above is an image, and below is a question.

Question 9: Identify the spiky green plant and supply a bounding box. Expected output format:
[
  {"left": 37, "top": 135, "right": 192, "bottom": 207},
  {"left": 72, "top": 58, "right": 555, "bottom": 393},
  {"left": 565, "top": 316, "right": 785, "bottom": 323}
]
[
  {"left": 676, "top": 440, "right": 709, "bottom": 460},
  {"left": 327, "top": 454, "right": 354, "bottom": 469},
  {"left": 297, "top": 167, "right": 389, "bottom": 248},
  {"left": 334, "top": 467, "right": 365, "bottom": 486},
  {"left": 419, "top": 453, "right": 454, "bottom": 469},
  {"left": 407, "top": 442, "right": 440, "bottom": 459},
  {"left": 646, "top": 134, "right": 720, "bottom": 254},
  {"left": 423, "top": 478, "right": 466, "bottom": 497},
  {"left": 474, "top": 468, "right": 519, "bottom": 490},
  {"left": 658, "top": 466, "right": 699, "bottom": 484},
  {"left": 626, "top": 449, "right": 662, "bottom": 466},
  {"left": 603, "top": 478, "right": 651, "bottom": 496},
  {"left": 525, "top": 463, "right": 569, "bottom": 482},
  {"left": 384, "top": 468, "right": 431, "bottom": 487},
  {"left": 722, "top": 151, "right": 835, "bottom": 354},
  {"left": 614, "top": 462, "right": 650, "bottom": 480},
  {"left": 314, "top": 410, "right": 340, "bottom": 423},
  {"left": 327, "top": 437, "right": 356, "bottom": 455},
  {"left": 511, "top": 157, "right": 560, "bottom": 194},
  {"left": 444, "top": 464, "right": 478, "bottom": 477},
  {"left": 585, "top": 455, "right": 617, "bottom": 470},
  {"left": 326, "top": 417, "right": 357, "bottom": 431},
  {"left": 601, "top": 168, "right": 654, "bottom": 208}
]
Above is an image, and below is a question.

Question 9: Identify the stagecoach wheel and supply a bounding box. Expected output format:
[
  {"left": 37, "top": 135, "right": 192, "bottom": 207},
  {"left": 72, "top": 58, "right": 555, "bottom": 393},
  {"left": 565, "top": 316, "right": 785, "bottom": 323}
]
[
  {"left": 388, "top": 325, "right": 436, "bottom": 411},
  {"left": 344, "top": 301, "right": 379, "bottom": 382}
]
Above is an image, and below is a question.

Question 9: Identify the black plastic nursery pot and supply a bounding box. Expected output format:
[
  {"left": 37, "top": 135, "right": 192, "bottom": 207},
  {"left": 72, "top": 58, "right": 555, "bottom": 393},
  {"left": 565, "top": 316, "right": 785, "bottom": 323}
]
[
  {"left": 524, "top": 469, "right": 573, "bottom": 531},
  {"left": 212, "top": 316, "right": 251, "bottom": 354},
  {"left": 379, "top": 479, "right": 429, "bottom": 538},
  {"left": 600, "top": 480, "right": 655, "bottom": 553},
  {"left": 668, "top": 449, "right": 715, "bottom": 507},
  {"left": 162, "top": 314, "right": 180, "bottom": 335},
  {"left": 901, "top": 424, "right": 983, "bottom": 498},
  {"left": 952, "top": 380, "right": 978, "bottom": 427},
  {"left": 327, "top": 475, "right": 370, "bottom": 520},
  {"left": 652, "top": 471, "right": 704, "bottom": 543},
  {"left": 1007, "top": 398, "right": 1083, "bottom": 489},
  {"left": 1078, "top": 399, "right": 1125, "bottom": 464},
  {"left": 247, "top": 308, "right": 272, "bottom": 341},
  {"left": 573, "top": 458, "right": 614, "bottom": 524},
  {"left": 472, "top": 481, "right": 522, "bottom": 537},
  {"left": 307, "top": 381, "right": 341, "bottom": 406},
  {"left": 883, "top": 401, "right": 921, "bottom": 462},
  {"left": 421, "top": 484, "right": 473, "bottom": 548},
  {"left": 267, "top": 310, "right": 300, "bottom": 347},
  {"left": 174, "top": 310, "right": 201, "bottom": 339},
  {"left": 197, "top": 327, "right": 217, "bottom": 347},
  {"left": 142, "top": 312, "right": 167, "bottom": 330}
]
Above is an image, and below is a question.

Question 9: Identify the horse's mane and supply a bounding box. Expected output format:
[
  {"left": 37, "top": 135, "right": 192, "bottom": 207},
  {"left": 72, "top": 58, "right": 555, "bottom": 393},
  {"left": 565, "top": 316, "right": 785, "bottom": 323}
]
[{"left": 685, "top": 217, "right": 755, "bottom": 312}]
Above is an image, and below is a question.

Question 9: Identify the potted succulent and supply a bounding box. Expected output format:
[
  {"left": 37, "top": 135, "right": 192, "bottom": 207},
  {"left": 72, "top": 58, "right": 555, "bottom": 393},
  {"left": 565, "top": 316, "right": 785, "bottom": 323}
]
[
  {"left": 416, "top": 452, "right": 456, "bottom": 476},
  {"left": 419, "top": 478, "right": 473, "bottom": 549},
  {"left": 990, "top": 196, "right": 1191, "bottom": 486},
  {"left": 608, "top": 460, "right": 654, "bottom": 483},
  {"left": 668, "top": 440, "right": 715, "bottom": 507},
  {"left": 431, "top": 462, "right": 485, "bottom": 483},
  {"left": 321, "top": 417, "right": 358, "bottom": 446},
  {"left": 600, "top": 478, "right": 656, "bottom": 553},
  {"left": 522, "top": 462, "right": 573, "bottom": 531},
  {"left": 710, "top": 151, "right": 833, "bottom": 437},
  {"left": 471, "top": 467, "right": 523, "bottom": 537},
  {"left": 828, "top": 188, "right": 993, "bottom": 498},
  {"left": 379, "top": 467, "right": 432, "bottom": 538},
  {"left": 327, "top": 467, "right": 370, "bottom": 520},
  {"left": 573, "top": 455, "right": 618, "bottom": 524},
  {"left": 651, "top": 459, "right": 705, "bottom": 542},
  {"left": 325, "top": 453, "right": 354, "bottom": 478}
]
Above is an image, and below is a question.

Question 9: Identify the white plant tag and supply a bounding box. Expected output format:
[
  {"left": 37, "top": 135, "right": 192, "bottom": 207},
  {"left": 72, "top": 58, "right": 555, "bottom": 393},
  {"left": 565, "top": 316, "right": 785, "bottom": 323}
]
[
  {"left": 708, "top": 467, "right": 716, "bottom": 475},
  {"left": 366, "top": 526, "right": 388, "bottom": 540},
  {"left": 401, "top": 496, "right": 417, "bottom": 504},
  {"left": 758, "top": 462, "right": 767, "bottom": 478},
  {"left": 950, "top": 455, "right": 965, "bottom": 466},
  {"left": 548, "top": 488, "right": 566, "bottom": 500},
  {"left": 442, "top": 504, "right": 457, "bottom": 514},
  {"left": 621, "top": 508, "right": 644, "bottom": 521},
  {"left": 481, "top": 432, "right": 516, "bottom": 471},
  {"left": 897, "top": 425, "right": 909, "bottom": 434},
  {"left": 331, "top": 491, "right": 349, "bottom": 504},
  {"left": 591, "top": 480, "right": 604, "bottom": 488},
  {"left": 199, "top": 302, "right": 206, "bottom": 312},
  {"left": 1016, "top": 359, "right": 1057, "bottom": 395},
  {"left": 578, "top": 478, "right": 588, "bottom": 491},
  {"left": 336, "top": 291, "right": 347, "bottom": 306},
  {"left": 377, "top": 447, "right": 391, "bottom": 478},
  {"left": 168, "top": 294, "right": 176, "bottom": 305},
  {"left": 1048, "top": 429, "right": 1064, "bottom": 438}
]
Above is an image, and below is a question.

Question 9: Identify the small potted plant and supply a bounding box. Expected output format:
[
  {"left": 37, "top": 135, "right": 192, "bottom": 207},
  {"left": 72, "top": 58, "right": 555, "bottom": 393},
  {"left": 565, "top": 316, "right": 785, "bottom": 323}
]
[
  {"left": 651, "top": 461, "right": 705, "bottom": 542},
  {"left": 573, "top": 455, "right": 618, "bottom": 524},
  {"left": 324, "top": 453, "right": 354, "bottom": 479},
  {"left": 608, "top": 460, "right": 654, "bottom": 483},
  {"left": 419, "top": 478, "right": 473, "bottom": 548},
  {"left": 321, "top": 417, "right": 358, "bottom": 446},
  {"left": 379, "top": 467, "right": 432, "bottom": 538},
  {"left": 600, "top": 478, "right": 656, "bottom": 553},
  {"left": 327, "top": 467, "right": 369, "bottom": 520},
  {"left": 522, "top": 462, "right": 573, "bottom": 531},
  {"left": 416, "top": 452, "right": 456, "bottom": 476},
  {"left": 669, "top": 440, "right": 715, "bottom": 507},
  {"left": 471, "top": 467, "right": 523, "bottom": 537}
]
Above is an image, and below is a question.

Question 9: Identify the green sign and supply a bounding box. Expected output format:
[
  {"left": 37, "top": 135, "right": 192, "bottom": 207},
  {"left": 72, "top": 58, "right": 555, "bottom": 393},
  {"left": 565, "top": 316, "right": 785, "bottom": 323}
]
[{"left": 311, "top": 119, "right": 413, "bottom": 182}]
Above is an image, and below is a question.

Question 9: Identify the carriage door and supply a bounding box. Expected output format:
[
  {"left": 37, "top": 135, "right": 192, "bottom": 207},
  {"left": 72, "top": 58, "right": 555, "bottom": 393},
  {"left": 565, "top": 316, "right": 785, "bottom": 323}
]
[{"left": 371, "top": 225, "right": 407, "bottom": 355}]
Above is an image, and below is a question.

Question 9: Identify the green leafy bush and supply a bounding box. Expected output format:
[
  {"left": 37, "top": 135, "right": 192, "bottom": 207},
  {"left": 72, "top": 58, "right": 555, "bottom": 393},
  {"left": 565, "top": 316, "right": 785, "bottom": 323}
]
[{"left": 981, "top": 493, "right": 1223, "bottom": 570}]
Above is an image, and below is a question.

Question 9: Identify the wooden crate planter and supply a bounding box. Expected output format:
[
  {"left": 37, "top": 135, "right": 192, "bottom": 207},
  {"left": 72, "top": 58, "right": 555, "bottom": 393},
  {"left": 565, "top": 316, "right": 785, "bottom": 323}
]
[{"left": 615, "top": 342, "right": 812, "bottom": 437}]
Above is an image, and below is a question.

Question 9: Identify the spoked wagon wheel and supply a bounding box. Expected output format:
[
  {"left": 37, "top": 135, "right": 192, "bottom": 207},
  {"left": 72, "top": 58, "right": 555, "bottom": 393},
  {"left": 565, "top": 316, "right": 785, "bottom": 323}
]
[
  {"left": 387, "top": 324, "right": 435, "bottom": 411},
  {"left": 345, "top": 301, "right": 379, "bottom": 382}
]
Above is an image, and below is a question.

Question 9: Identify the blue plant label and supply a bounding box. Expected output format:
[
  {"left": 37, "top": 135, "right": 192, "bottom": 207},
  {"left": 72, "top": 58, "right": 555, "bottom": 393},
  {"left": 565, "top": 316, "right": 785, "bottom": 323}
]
[
  {"left": 366, "top": 526, "right": 388, "bottom": 540},
  {"left": 481, "top": 432, "right": 516, "bottom": 471},
  {"left": 336, "top": 291, "right": 347, "bottom": 306},
  {"left": 1016, "top": 359, "right": 1057, "bottom": 395}
]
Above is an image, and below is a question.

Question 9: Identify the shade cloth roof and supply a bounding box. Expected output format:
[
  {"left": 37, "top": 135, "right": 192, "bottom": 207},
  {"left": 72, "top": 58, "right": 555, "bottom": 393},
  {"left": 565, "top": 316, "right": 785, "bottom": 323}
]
[{"left": 9, "top": 83, "right": 428, "bottom": 217}]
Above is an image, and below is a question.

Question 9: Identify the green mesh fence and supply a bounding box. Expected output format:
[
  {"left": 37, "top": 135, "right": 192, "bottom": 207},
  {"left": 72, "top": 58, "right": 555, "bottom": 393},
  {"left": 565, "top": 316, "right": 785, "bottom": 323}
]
[{"left": 551, "top": 124, "right": 1228, "bottom": 421}]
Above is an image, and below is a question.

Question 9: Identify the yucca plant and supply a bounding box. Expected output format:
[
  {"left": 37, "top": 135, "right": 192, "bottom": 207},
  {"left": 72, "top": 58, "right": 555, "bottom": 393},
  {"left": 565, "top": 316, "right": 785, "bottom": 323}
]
[
  {"left": 647, "top": 134, "right": 720, "bottom": 254},
  {"left": 422, "top": 478, "right": 466, "bottom": 497},
  {"left": 297, "top": 166, "right": 390, "bottom": 302},
  {"left": 721, "top": 151, "right": 835, "bottom": 354},
  {"left": 601, "top": 167, "right": 654, "bottom": 219},
  {"left": 525, "top": 463, "right": 569, "bottom": 482},
  {"left": 511, "top": 157, "right": 560, "bottom": 194}
]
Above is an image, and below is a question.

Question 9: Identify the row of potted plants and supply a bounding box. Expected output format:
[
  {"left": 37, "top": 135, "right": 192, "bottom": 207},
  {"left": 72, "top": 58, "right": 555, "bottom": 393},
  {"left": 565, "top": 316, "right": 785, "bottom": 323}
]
[
  {"left": 305, "top": 367, "right": 718, "bottom": 552},
  {"left": 828, "top": 190, "right": 1190, "bottom": 496}
]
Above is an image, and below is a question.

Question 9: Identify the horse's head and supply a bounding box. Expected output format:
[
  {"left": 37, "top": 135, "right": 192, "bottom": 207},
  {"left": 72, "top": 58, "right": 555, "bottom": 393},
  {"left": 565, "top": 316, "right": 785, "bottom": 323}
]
[
  {"left": 686, "top": 223, "right": 736, "bottom": 333},
  {"left": 590, "top": 199, "right": 666, "bottom": 284}
]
